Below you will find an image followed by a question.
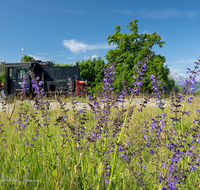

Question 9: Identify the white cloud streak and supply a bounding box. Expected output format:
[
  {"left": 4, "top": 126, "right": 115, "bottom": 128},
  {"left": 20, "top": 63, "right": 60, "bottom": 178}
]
[
  {"left": 168, "top": 67, "right": 182, "bottom": 73},
  {"left": 60, "top": 8, "right": 83, "bottom": 16},
  {"left": 113, "top": 8, "right": 199, "bottom": 19},
  {"left": 168, "top": 67, "right": 188, "bottom": 77},
  {"left": 84, "top": 55, "right": 99, "bottom": 59},
  {"left": 166, "top": 59, "right": 197, "bottom": 65},
  {"left": 29, "top": 55, "right": 49, "bottom": 61},
  {"left": 143, "top": 30, "right": 150, "bottom": 34},
  {"left": 167, "top": 58, "right": 199, "bottom": 76},
  {"left": 36, "top": 53, "right": 48, "bottom": 56},
  {"left": 63, "top": 39, "right": 115, "bottom": 54}
]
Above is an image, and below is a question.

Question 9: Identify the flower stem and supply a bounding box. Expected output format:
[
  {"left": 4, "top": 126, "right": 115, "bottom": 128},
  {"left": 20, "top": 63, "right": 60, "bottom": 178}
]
[{"left": 108, "top": 102, "right": 130, "bottom": 190}]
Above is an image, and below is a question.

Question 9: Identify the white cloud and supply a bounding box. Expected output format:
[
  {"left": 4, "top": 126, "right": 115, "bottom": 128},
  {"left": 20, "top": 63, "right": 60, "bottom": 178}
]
[
  {"left": 167, "top": 58, "right": 200, "bottom": 76},
  {"left": 60, "top": 8, "right": 83, "bottom": 16},
  {"left": 29, "top": 54, "right": 49, "bottom": 61},
  {"left": 63, "top": 39, "right": 115, "bottom": 54},
  {"left": 113, "top": 10, "right": 132, "bottom": 15},
  {"left": 168, "top": 67, "right": 182, "bottom": 73},
  {"left": 168, "top": 67, "right": 188, "bottom": 76},
  {"left": 84, "top": 55, "right": 99, "bottom": 59},
  {"left": 166, "top": 59, "right": 197, "bottom": 65},
  {"left": 113, "top": 8, "right": 199, "bottom": 19},
  {"left": 178, "top": 73, "right": 188, "bottom": 77},
  {"left": 143, "top": 30, "right": 150, "bottom": 34},
  {"left": 36, "top": 53, "right": 48, "bottom": 56},
  {"left": 67, "top": 57, "right": 75, "bottom": 59}
]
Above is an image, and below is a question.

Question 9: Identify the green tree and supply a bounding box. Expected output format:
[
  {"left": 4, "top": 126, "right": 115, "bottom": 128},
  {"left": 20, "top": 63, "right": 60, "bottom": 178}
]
[
  {"left": 54, "top": 62, "right": 74, "bottom": 67},
  {"left": 21, "top": 54, "right": 35, "bottom": 62},
  {"left": 79, "top": 59, "right": 95, "bottom": 82},
  {"left": 0, "top": 62, "right": 6, "bottom": 83},
  {"left": 93, "top": 57, "right": 105, "bottom": 84},
  {"left": 105, "top": 19, "right": 175, "bottom": 94},
  {"left": 79, "top": 57, "right": 105, "bottom": 85}
]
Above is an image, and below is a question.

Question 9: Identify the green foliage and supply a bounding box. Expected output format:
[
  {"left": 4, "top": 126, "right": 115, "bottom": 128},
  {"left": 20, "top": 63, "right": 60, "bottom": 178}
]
[
  {"left": 194, "top": 90, "right": 200, "bottom": 96},
  {"left": 79, "top": 57, "right": 105, "bottom": 85},
  {"left": 173, "top": 84, "right": 180, "bottom": 93},
  {"left": 54, "top": 63, "right": 74, "bottom": 67},
  {"left": 0, "top": 62, "right": 6, "bottom": 83},
  {"left": 79, "top": 59, "right": 95, "bottom": 82},
  {"left": 85, "top": 82, "right": 103, "bottom": 96},
  {"left": 142, "top": 55, "right": 175, "bottom": 94},
  {"left": 105, "top": 19, "right": 175, "bottom": 94},
  {"left": 94, "top": 82, "right": 103, "bottom": 92},
  {"left": 192, "top": 82, "right": 200, "bottom": 92},
  {"left": 0, "top": 73, "right": 5, "bottom": 84},
  {"left": 21, "top": 54, "right": 35, "bottom": 62}
]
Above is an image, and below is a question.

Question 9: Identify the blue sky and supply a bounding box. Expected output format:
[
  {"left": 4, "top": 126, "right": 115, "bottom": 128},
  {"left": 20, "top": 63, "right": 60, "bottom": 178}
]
[{"left": 0, "top": 0, "right": 200, "bottom": 76}]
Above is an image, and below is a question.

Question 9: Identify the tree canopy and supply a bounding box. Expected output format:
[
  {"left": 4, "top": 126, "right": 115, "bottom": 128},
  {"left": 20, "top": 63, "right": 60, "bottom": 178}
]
[
  {"left": 21, "top": 55, "right": 35, "bottom": 62},
  {"left": 79, "top": 57, "right": 105, "bottom": 85},
  {"left": 54, "top": 63, "right": 74, "bottom": 67},
  {"left": 105, "top": 19, "right": 175, "bottom": 94}
]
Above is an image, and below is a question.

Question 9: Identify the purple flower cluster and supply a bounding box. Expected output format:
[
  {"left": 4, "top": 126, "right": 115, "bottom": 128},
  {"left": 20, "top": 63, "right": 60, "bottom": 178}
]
[
  {"left": 182, "top": 63, "right": 200, "bottom": 95},
  {"left": 21, "top": 75, "right": 28, "bottom": 94},
  {"left": 129, "top": 59, "right": 148, "bottom": 96},
  {"left": 176, "top": 58, "right": 200, "bottom": 110},
  {"left": 29, "top": 72, "right": 44, "bottom": 98},
  {"left": 150, "top": 73, "right": 166, "bottom": 109},
  {"left": 102, "top": 63, "right": 116, "bottom": 93}
]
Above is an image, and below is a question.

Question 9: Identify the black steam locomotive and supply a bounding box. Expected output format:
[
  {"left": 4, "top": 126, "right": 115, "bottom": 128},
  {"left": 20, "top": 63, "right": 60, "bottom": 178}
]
[{"left": 1, "top": 60, "right": 88, "bottom": 99}]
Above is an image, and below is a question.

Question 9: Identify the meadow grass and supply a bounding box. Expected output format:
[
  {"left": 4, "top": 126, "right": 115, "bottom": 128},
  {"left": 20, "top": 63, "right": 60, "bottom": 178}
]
[
  {"left": 1, "top": 55, "right": 200, "bottom": 189},
  {"left": 1, "top": 95, "right": 200, "bottom": 190}
]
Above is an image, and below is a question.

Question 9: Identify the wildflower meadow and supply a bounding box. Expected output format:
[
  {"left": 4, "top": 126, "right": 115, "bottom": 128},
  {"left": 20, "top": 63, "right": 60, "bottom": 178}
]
[{"left": 1, "top": 53, "right": 200, "bottom": 189}]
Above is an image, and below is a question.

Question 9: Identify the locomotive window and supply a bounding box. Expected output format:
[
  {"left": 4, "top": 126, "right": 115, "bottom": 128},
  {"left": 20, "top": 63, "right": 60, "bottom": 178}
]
[
  {"left": 9, "top": 68, "right": 15, "bottom": 78},
  {"left": 18, "top": 68, "right": 28, "bottom": 78}
]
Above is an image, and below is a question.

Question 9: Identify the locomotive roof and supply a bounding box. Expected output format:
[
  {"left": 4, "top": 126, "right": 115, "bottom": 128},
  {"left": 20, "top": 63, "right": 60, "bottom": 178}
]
[
  {"left": 5, "top": 62, "right": 32, "bottom": 67},
  {"left": 5, "top": 61, "right": 51, "bottom": 67},
  {"left": 5, "top": 61, "right": 79, "bottom": 68}
]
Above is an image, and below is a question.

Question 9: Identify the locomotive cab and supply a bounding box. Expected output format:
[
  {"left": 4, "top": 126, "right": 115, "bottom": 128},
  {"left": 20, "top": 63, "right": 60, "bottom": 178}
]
[{"left": 4, "top": 62, "right": 32, "bottom": 95}]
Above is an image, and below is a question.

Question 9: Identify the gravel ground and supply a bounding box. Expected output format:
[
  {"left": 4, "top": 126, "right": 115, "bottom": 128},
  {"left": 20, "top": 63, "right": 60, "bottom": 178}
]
[{"left": 0, "top": 98, "right": 172, "bottom": 113}]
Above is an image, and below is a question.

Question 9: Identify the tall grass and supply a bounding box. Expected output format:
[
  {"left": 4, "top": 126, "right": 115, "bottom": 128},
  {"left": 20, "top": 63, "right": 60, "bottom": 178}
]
[{"left": 0, "top": 54, "right": 200, "bottom": 189}]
